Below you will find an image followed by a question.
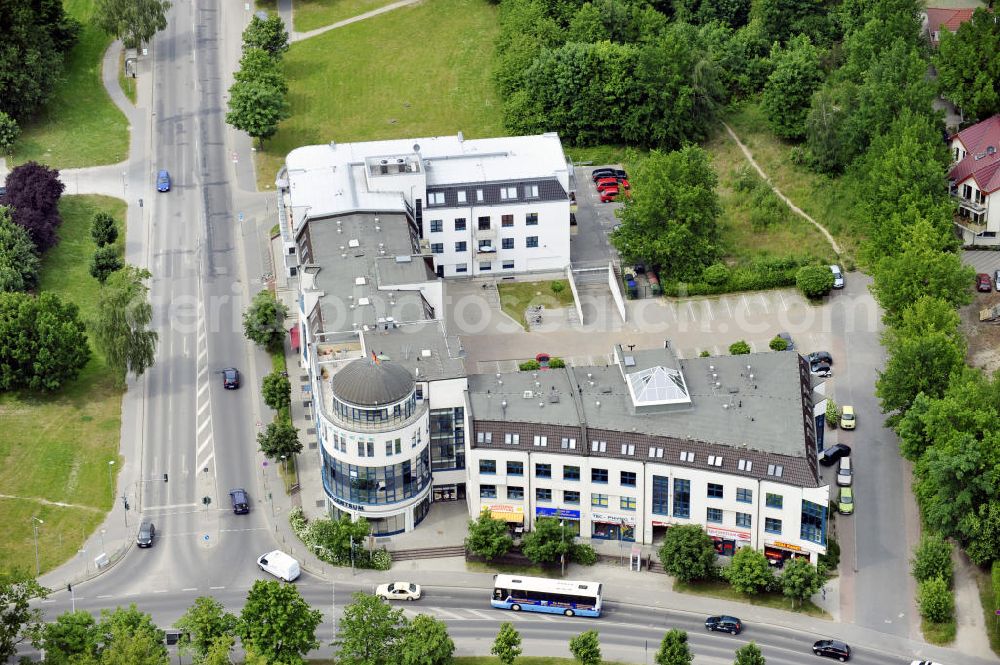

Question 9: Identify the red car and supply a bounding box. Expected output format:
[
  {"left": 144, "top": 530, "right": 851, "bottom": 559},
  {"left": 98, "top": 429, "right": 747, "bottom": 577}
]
[
  {"left": 599, "top": 187, "right": 620, "bottom": 202},
  {"left": 596, "top": 177, "right": 630, "bottom": 191},
  {"left": 976, "top": 273, "right": 993, "bottom": 292}
]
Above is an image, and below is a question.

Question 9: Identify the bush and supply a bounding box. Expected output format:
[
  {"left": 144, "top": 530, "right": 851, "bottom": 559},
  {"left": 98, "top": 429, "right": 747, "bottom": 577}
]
[
  {"left": 724, "top": 547, "right": 773, "bottom": 595},
  {"left": 729, "top": 340, "right": 751, "bottom": 355},
  {"left": 749, "top": 188, "right": 787, "bottom": 230},
  {"left": 918, "top": 576, "right": 954, "bottom": 623},
  {"left": 519, "top": 360, "right": 541, "bottom": 371},
  {"left": 548, "top": 357, "right": 566, "bottom": 368},
  {"left": 288, "top": 507, "right": 392, "bottom": 570},
  {"left": 0, "top": 111, "right": 20, "bottom": 154},
  {"left": 572, "top": 543, "right": 598, "bottom": 566},
  {"left": 702, "top": 262, "right": 729, "bottom": 285},
  {"left": 912, "top": 535, "right": 953, "bottom": 586},
  {"left": 819, "top": 537, "right": 840, "bottom": 571},
  {"left": 825, "top": 399, "right": 839, "bottom": 427},
  {"left": 666, "top": 255, "right": 813, "bottom": 296},
  {"left": 732, "top": 165, "right": 759, "bottom": 193},
  {"left": 769, "top": 335, "right": 789, "bottom": 351},
  {"left": 658, "top": 524, "right": 716, "bottom": 583},
  {"left": 550, "top": 280, "right": 566, "bottom": 293},
  {"left": 796, "top": 265, "right": 835, "bottom": 299},
  {"left": 90, "top": 211, "right": 118, "bottom": 247},
  {"left": 699, "top": 350, "right": 711, "bottom": 357}
]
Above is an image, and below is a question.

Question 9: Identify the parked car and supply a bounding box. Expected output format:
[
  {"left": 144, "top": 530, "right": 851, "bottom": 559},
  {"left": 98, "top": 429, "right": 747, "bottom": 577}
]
[
  {"left": 995, "top": 270, "right": 1000, "bottom": 292},
  {"left": 596, "top": 176, "right": 630, "bottom": 189},
  {"left": 376, "top": 582, "right": 422, "bottom": 601},
  {"left": 230, "top": 488, "right": 250, "bottom": 514},
  {"left": 613, "top": 169, "right": 628, "bottom": 180},
  {"left": 812, "top": 639, "right": 851, "bottom": 661},
  {"left": 840, "top": 405, "right": 856, "bottom": 430},
  {"left": 910, "top": 661, "right": 944, "bottom": 665},
  {"left": 704, "top": 615, "right": 742, "bottom": 635},
  {"left": 596, "top": 178, "right": 621, "bottom": 192},
  {"left": 810, "top": 361, "right": 832, "bottom": 378},
  {"left": 836, "top": 457, "right": 853, "bottom": 487},
  {"left": 591, "top": 168, "right": 616, "bottom": 182},
  {"left": 599, "top": 188, "right": 620, "bottom": 203},
  {"left": 156, "top": 170, "right": 171, "bottom": 192},
  {"left": 830, "top": 264, "right": 844, "bottom": 289},
  {"left": 976, "top": 273, "right": 992, "bottom": 292},
  {"left": 257, "top": 550, "right": 300, "bottom": 582},
  {"left": 222, "top": 367, "right": 240, "bottom": 389},
  {"left": 776, "top": 332, "right": 795, "bottom": 350},
  {"left": 838, "top": 487, "right": 855, "bottom": 515},
  {"left": 807, "top": 351, "right": 832, "bottom": 366},
  {"left": 136, "top": 519, "right": 156, "bottom": 548},
  {"left": 819, "top": 443, "right": 851, "bottom": 466}
]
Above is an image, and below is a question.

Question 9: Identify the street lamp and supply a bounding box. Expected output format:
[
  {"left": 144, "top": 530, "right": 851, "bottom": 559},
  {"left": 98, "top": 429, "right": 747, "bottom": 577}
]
[
  {"left": 100, "top": 528, "right": 107, "bottom": 554},
  {"left": 31, "top": 517, "right": 43, "bottom": 576},
  {"left": 560, "top": 520, "right": 566, "bottom": 577},
  {"left": 280, "top": 454, "right": 287, "bottom": 475},
  {"left": 108, "top": 460, "right": 116, "bottom": 500}
]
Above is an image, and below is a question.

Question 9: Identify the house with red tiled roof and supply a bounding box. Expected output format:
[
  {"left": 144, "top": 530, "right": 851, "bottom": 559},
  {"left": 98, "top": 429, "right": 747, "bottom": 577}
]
[
  {"left": 924, "top": 7, "right": 976, "bottom": 47},
  {"left": 949, "top": 114, "right": 1000, "bottom": 244}
]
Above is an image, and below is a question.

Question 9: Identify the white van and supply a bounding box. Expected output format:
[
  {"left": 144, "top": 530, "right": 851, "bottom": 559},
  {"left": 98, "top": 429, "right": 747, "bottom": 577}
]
[
  {"left": 837, "top": 457, "right": 853, "bottom": 487},
  {"left": 257, "top": 550, "right": 301, "bottom": 582}
]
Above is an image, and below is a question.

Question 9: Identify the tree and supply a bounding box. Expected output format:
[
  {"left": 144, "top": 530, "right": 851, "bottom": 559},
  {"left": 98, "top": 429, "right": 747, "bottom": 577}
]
[
  {"left": 0, "top": 208, "right": 41, "bottom": 293},
  {"left": 724, "top": 547, "right": 773, "bottom": 595},
  {"left": 242, "top": 13, "right": 289, "bottom": 58},
  {"left": 917, "top": 576, "right": 954, "bottom": 623},
  {"left": 242, "top": 289, "right": 288, "bottom": 351},
  {"left": 0, "top": 572, "right": 47, "bottom": 662},
  {"left": 309, "top": 514, "right": 371, "bottom": 561},
  {"left": 768, "top": 335, "right": 788, "bottom": 351},
  {"left": 262, "top": 369, "right": 291, "bottom": 411},
  {"left": 612, "top": 146, "right": 721, "bottom": 281},
  {"left": 780, "top": 557, "right": 823, "bottom": 608},
  {"left": 257, "top": 418, "right": 301, "bottom": 460},
  {"left": 91, "top": 211, "right": 118, "bottom": 247},
  {"left": 569, "top": 630, "right": 601, "bottom": 665},
  {"left": 90, "top": 245, "right": 124, "bottom": 283},
  {"left": 94, "top": 0, "right": 171, "bottom": 48},
  {"left": 0, "top": 112, "right": 19, "bottom": 154},
  {"left": 750, "top": 0, "right": 831, "bottom": 45},
  {"left": 911, "top": 535, "right": 952, "bottom": 586},
  {"left": 465, "top": 509, "right": 513, "bottom": 561},
  {"left": 3, "top": 161, "right": 65, "bottom": 252},
  {"left": 734, "top": 641, "right": 767, "bottom": 665},
  {"left": 934, "top": 8, "right": 1000, "bottom": 122},
  {"left": 96, "top": 605, "right": 167, "bottom": 665},
  {"left": 960, "top": 500, "right": 1000, "bottom": 565},
  {"left": 174, "top": 596, "right": 237, "bottom": 663},
  {"left": 761, "top": 35, "right": 824, "bottom": 139},
  {"left": 225, "top": 79, "right": 290, "bottom": 148},
  {"left": 201, "top": 634, "right": 236, "bottom": 665},
  {"left": 729, "top": 340, "right": 750, "bottom": 355},
  {"left": 657, "top": 524, "right": 716, "bottom": 583},
  {"left": 804, "top": 81, "right": 858, "bottom": 174},
  {"left": 237, "top": 580, "right": 322, "bottom": 665},
  {"left": 398, "top": 614, "right": 455, "bottom": 665},
  {"left": 521, "top": 517, "right": 573, "bottom": 566},
  {"left": 334, "top": 593, "right": 405, "bottom": 665},
  {"left": 41, "top": 610, "right": 100, "bottom": 665},
  {"left": 92, "top": 265, "right": 158, "bottom": 386},
  {"left": 654, "top": 628, "right": 692, "bottom": 665},
  {"left": 491, "top": 623, "right": 522, "bottom": 665},
  {"left": 795, "top": 265, "right": 834, "bottom": 299},
  {"left": 0, "top": 291, "right": 90, "bottom": 392},
  {"left": 234, "top": 48, "right": 288, "bottom": 94}
]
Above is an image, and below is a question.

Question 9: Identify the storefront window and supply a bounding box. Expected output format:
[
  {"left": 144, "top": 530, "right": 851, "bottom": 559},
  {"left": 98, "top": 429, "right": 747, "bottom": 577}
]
[
  {"left": 592, "top": 522, "right": 635, "bottom": 542},
  {"left": 369, "top": 512, "right": 406, "bottom": 536}
]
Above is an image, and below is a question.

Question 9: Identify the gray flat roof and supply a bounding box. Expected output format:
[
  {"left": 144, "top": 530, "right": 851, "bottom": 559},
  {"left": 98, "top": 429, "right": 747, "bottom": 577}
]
[{"left": 362, "top": 321, "right": 467, "bottom": 382}]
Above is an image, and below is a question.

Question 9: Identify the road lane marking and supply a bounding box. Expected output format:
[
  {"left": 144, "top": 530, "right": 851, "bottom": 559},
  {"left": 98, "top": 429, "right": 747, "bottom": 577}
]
[
  {"left": 182, "top": 587, "right": 198, "bottom": 592},
  {"left": 97, "top": 594, "right": 113, "bottom": 599},
  {"left": 467, "top": 610, "right": 494, "bottom": 620},
  {"left": 429, "top": 607, "right": 467, "bottom": 620},
  {"left": 153, "top": 590, "right": 168, "bottom": 594},
  {"left": 758, "top": 293, "right": 770, "bottom": 314},
  {"left": 210, "top": 586, "right": 225, "bottom": 590},
  {"left": 142, "top": 502, "right": 198, "bottom": 511},
  {"left": 197, "top": 419, "right": 211, "bottom": 436}
]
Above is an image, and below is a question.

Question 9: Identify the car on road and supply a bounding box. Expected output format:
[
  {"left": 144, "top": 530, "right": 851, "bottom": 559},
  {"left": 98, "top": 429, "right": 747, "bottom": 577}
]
[
  {"left": 376, "top": 581, "right": 422, "bottom": 601},
  {"left": 230, "top": 488, "right": 250, "bottom": 514},
  {"left": 807, "top": 351, "right": 832, "bottom": 366},
  {"left": 704, "top": 615, "right": 742, "bottom": 635},
  {"left": 819, "top": 443, "right": 851, "bottom": 466},
  {"left": 976, "top": 273, "right": 992, "bottom": 292},
  {"left": 837, "top": 457, "right": 853, "bottom": 487},
  {"left": 830, "top": 264, "right": 844, "bottom": 289},
  {"left": 810, "top": 361, "right": 832, "bottom": 378},
  {"left": 838, "top": 487, "right": 855, "bottom": 515},
  {"left": 222, "top": 367, "right": 240, "bottom": 389},
  {"left": 136, "top": 519, "right": 156, "bottom": 548},
  {"left": 599, "top": 187, "right": 620, "bottom": 203},
  {"left": 813, "top": 639, "right": 850, "bottom": 661},
  {"left": 156, "top": 170, "right": 171, "bottom": 192},
  {"left": 257, "top": 550, "right": 300, "bottom": 582},
  {"left": 840, "top": 405, "right": 855, "bottom": 430},
  {"left": 776, "top": 332, "right": 794, "bottom": 350}
]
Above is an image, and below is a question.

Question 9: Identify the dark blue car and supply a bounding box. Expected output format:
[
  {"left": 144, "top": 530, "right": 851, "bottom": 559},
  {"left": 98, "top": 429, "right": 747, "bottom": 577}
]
[{"left": 156, "top": 170, "right": 171, "bottom": 192}]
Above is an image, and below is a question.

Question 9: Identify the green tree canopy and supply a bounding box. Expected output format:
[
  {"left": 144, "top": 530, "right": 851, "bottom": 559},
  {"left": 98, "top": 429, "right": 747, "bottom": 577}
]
[
  {"left": 41, "top": 610, "right": 100, "bottom": 665},
  {"left": 761, "top": 34, "right": 824, "bottom": 139},
  {"left": 521, "top": 516, "right": 573, "bottom": 566},
  {"left": 724, "top": 547, "right": 773, "bottom": 595},
  {"left": 92, "top": 265, "right": 158, "bottom": 386},
  {"left": 90, "top": 211, "right": 119, "bottom": 247},
  {"left": 0, "top": 112, "right": 19, "bottom": 154},
  {"left": 174, "top": 596, "right": 237, "bottom": 663},
  {"left": 657, "top": 524, "right": 716, "bottom": 583},
  {"left": 234, "top": 48, "right": 288, "bottom": 94},
  {"left": 734, "top": 641, "right": 767, "bottom": 665},
  {"left": 237, "top": 580, "right": 322, "bottom": 665},
  {"left": 611, "top": 146, "right": 721, "bottom": 280},
  {"left": 257, "top": 418, "right": 301, "bottom": 460},
  {"left": 242, "top": 289, "right": 289, "bottom": 351},
  {"left": 729, "top": 340, "right": 751, "bottom": 355},
  {"left": 0, "top": 207, "right": 41, "bottom": 293},
  {"left": 917, "top": 576, "right": 954, "bottom": 623},
  {"left": 96, "top": 605, "right": 167, "bottom": 665},
  {"left": 0, "top": 572, "right": 48, "bottom": 662},
  {"left": 241, "top": 13, "right": 289, "bottom": 58},
  {"left": 934, "top": 8, "right": 1000, "bottom": 122},
  {"left": 262, "top": 369, "right": 292, "bottom": 411},
  {"left": 795, "top": 265, "right": 834, "bottom": 299},
  {"left": 94, "top": 0, "right": 171, "bottom": 48},
  {"left": 779, "top": 558, "right": 823, "bottom": 608},
  {"left": 569, "top": 629, "right": 601, "bottom": 665},
  {"left": 750, "top": 0, "right": 832, "bottom": 45},
  {"left": 654, "top": 628, "right": 693, "bottom": 665},
  {"left": 491, "top": 623, "right": 522, "bottom": 665},
  {"left": 911, "top": 535, "right": 953, "bottom": 586},
  {"left": 398, "top": 614, "right": 454, "bottom": 665},
  {"left": 464, "top": 509, "right": 513, "bottom": 561},
  {"left": 90, "top": 245, "right": 124, "bottom": 283},
  {"left": 225, "top": 79, "right": 290, "bottom": 148},
  {"left": 0, "top": 291, "right": 90, "bottom": 392},
  {"left": 334, "top": 593, "right": 406, "bottom": 665}
]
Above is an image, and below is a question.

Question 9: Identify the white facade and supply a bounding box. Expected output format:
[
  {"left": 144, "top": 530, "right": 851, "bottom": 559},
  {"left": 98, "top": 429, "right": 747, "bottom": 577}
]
[{"left": 948, "top": 117, "right": 1000, "bottom": 244}]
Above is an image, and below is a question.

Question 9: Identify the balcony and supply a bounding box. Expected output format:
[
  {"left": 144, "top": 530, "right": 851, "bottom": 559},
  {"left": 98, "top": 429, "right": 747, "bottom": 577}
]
[{"left": 952, "top": 193, "right": 987, "bottom": 215}]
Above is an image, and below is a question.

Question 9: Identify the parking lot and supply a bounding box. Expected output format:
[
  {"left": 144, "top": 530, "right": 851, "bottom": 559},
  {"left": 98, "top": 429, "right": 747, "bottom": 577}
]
[{"left": 570, "top": 165, "right": 624, "bottom": 266}]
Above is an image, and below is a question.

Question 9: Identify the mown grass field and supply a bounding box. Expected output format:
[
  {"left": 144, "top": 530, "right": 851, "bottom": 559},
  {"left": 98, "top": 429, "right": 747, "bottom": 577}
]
[
  {"left": 0, "top": 195, "right": 126, "bottom": 576},
  {"left": 291, "top": 0, "right": 398, "bottom": 32},
  {"left": 498, "top": 281, "right": 576, "bottom": 330},
  {"left": 256, "top": 0, "right": 503, "bottom": 189},
  {"left": 12, "top": 0, "right": 129, "bottom": 168},
  {"left": 674, "top": 579, "right": 828, "bottom": 618}
]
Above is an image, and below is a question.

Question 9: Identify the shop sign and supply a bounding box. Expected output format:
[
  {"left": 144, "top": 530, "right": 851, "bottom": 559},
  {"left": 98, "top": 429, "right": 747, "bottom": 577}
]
[
  {"left": 706, "top": 526, "right": 750, "bottom": 541},
  {"left": 768, "top": 540, "right": 803, "bottom": 552},
  {"left": 651, "top": 520, "right": 673, "bottom": 527},
  {"left": 331, "top": 495, "right": 366, "bottom": 512},
  {"left": 591, "top": 511, "right": 636, "bottom": 526},
  {"left": 536, "top": 507, "right": 581, "bottom": 519},
  {"left": 486, "top": 504, "right": 523, "bottom": 514}
]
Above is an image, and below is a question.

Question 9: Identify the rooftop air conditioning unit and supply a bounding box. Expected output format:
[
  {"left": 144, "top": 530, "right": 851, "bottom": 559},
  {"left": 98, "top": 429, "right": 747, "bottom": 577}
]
[{"left": 522, "top": 390, "right": 534, "bottom": 399}]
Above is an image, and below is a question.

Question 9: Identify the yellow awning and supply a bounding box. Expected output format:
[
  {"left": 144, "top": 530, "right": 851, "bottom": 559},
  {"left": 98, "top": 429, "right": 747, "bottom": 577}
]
[{"left": 490, "top": 510, "right": 524, "bottom": 523}]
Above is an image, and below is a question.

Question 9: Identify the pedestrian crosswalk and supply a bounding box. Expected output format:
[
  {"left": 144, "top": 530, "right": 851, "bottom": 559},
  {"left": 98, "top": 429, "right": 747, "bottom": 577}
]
[{"left": 399, "top": 605, "right": 591, "bottom": 623}]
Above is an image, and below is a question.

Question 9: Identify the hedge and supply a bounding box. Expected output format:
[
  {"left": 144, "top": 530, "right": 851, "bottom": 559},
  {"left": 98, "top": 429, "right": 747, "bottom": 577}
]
[
  {"left": 289, "top": 507, "right": 392, "bottom": 570},
  {"left": 662, "top": 255, "right": 821, "bottom": 297}
]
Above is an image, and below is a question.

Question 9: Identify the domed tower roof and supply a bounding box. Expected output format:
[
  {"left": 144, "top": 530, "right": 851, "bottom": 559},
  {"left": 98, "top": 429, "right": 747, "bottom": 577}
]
[{"left": 331, "top": 358, "right": 414, "bottom": 407}]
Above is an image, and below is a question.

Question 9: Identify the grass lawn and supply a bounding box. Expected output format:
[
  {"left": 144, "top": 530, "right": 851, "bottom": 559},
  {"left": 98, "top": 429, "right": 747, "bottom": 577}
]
[
  {"left": 310, "top": 660, "right": 634, "bottom": 665},
  {"left": 974, "top": 565, "right": 1000, "bottom": 656},
  {"left": 12, "top": 0, "right": 129, "bottom": 168},
  {"left": 292, "top": 0, "right": 399, "bottom": 32},
  {"left": 0, "top": 195, "right": 126, "bottom": 576},
  {"left": 117, "top": 51, "right": 137, "bottom": 105},
  {"left": 921, "top": 616, "right": 957, "bottom": 645},
  {"left": 673, "top": 579, "right": 829, "bottom": 618},
  {"left": 723, "top": 102, "right": 858, "bottom": 261},
  {"left": 497, "top": 280, "right": 575, "bottom": 330},
  {"left": 256, "top": 0, "right": 503, "bottom": 189}
]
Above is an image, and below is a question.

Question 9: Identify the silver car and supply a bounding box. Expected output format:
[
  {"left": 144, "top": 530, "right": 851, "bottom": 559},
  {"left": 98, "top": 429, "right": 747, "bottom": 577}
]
[{"left": 830, "top": 265, "right": 844, "bottom": 289}]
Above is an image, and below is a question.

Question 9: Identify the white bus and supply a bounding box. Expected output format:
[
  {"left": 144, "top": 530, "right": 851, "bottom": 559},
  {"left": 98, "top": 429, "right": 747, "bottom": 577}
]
[{"left": 491, "top": 574, "right": 603, "bottom": 617}]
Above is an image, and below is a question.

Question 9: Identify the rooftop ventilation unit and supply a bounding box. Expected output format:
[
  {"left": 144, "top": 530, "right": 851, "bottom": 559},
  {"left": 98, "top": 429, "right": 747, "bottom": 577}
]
[
  {"left": 355, "top": 277, "right": 366, "bottom": 286},
  {"left": 348, "top": 239, "right": 360, "bottom": 248},
  {"left": 522, "top": 390, "right": 534, "bottom": 399},
  {"left": 394, "top": 255, "right": 412, "bottom": 263},
  {"left": 421, "top": 349, "right": 432, "bottom": 357},
  {"left": 624, "top": 355, "right": 636, "bottom": 367}
]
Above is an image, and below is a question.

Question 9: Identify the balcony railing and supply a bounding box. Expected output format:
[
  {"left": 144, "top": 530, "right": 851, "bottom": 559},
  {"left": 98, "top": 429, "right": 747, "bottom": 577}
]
[{"left": 952, "top": 193, "right": 987, "bottom": 214}]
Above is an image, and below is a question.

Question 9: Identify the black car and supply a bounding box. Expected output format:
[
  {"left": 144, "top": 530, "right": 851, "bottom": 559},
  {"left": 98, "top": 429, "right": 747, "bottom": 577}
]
[
  {"left": 819, "top": 444, "right": 851, "bottom": 467},
  {"left": 136, "top": 519, "right": 156, "bottom": 548},
  {"left": 230, "top": 488, "right": 250, "bottom": 514},
  {"left": 613, "top": 168, "right": 628, "bottom": 180},
  {"left": 591, "top": 168, "right": 616, "bottom": 182},
  {"left": 812, "top": 639, "right": 850, "bottom": 661},
  {"left": 704, "top": 615, "right": 742, "bottom": 635},
  {"left": 807, "top": 351, "right": 833, "bottom": 366},
  {"left": 810, "top": 361, "right": 832, "bottom": 378},
  {"left": 223, "top": 367, "right": 240, "bottom": 389}
]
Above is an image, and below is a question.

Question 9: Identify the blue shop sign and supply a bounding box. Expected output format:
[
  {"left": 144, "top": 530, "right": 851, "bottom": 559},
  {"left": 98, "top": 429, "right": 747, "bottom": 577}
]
[{"left": 536, "top": 507, "right": 581, "bottom": 519}]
